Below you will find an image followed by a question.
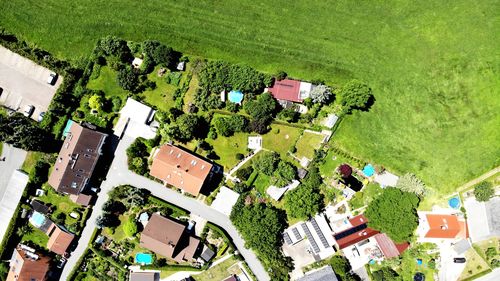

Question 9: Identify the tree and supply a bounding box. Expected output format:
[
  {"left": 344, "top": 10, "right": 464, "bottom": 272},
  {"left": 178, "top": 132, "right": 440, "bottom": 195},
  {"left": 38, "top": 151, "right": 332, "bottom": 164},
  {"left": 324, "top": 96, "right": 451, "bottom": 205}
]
[
  {"left": 117, "top": 67, "right": 139, "bottom": 92},
  {"left": 30, "top": 161, "right": 50, "bottom": 185},
  {"left": 277, "top": 108, "right": 299, "bottom": 123},
  {"left": 338, "top": 79, "right": 373, "bottom": 113},
  {"left": 273, "top": 161, "right": 297, "bottom": 187},
  {"left": 230, "top": 201, "right": 292, "bottom": 279},
  {"left": 170, "top": 114, "right": 205, "bottom": 141},
  {"left": 474, "top": 181, "right": 494, "bottom": 202},
  {"left": 365, "top": 187, "right": 419, "bottom": 242},
  {"left": 244, "top": 93, "right": 277, "bottom": 120},
  {"left": 329, "top": 255, "right": 352, "bottom": 278},
  {"left": 275, "top": 71, "right": 287, "bottom": 81},
  {"left": 285, "top": 185, "right": 323, "bottom": 219},
  {"left": 111, "top": 96, "right": 122, "bottom": 112},
  {"left": 236, "top": 166, "right": 254, "bottom": 181},
  {"left": 234, "top": 182, "right": 250, "bottom": 193},
  {"left": 88, "top": 94, "right": 104, "bottom": 111},
  {"left": 338, "top": 164, "right": 352, "bottom": 178},
  {"left": 124, "top": 217, "right": 138, "bottom": 237},
  {"left": 142, "top": 40, "right": 176, "bottom": 67},
  {"left": 0, "top": 113, "right": 54, "bottom": 152},
  {"left": 310, "top": 84, "right": 332, "bottom": 104},
  {"left": 252, "top": 151, "right": 280, "bottom": 176},
  {"left": 98, "top": 36, "right": 132, "bottom": 62},
  {"left": 16, "top": 224, "right": 33, "bottom": 237},
  {"left": 371, "top": 267, "right": 401, "bottom": 281},
  {"left": 397, "top": 173, "right": 426, "bottom": 197}
]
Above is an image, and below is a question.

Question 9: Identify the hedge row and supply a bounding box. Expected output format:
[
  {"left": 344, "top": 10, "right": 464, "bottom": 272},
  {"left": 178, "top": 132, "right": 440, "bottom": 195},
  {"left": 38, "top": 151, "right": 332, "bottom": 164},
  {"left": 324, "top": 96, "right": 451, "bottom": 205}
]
[{"left": 147, "top": 196, "right": 189, "bottom": 217}]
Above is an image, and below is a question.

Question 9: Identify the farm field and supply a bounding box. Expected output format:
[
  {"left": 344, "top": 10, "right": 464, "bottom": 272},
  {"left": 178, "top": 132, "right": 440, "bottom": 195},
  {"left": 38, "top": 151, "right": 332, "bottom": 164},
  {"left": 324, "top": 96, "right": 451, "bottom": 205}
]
[{"left": 1, "top": 0, "right": 499, "bottom": 193}]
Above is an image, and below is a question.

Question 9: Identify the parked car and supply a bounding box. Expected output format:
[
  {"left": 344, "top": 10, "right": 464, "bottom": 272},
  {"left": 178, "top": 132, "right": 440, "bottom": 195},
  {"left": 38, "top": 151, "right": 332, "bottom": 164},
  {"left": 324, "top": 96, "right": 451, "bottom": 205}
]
[
  {"left": 47, "top": 72, "right": 57, "bottom": 85},
  {"left": 187, "top": 220, "right": 195, "bottom": 231},
  {"left": 56, "top": 257, "right": 67, "bottom": 269},
  {"left": 414, "top": 272, "right": 425, "bottom": 281},
  {"left": 453, "top": 257, "right": 467, "bottom": 263},
  {"left": 37, "top": 112, "right": 45, "bottom": 122},
  {"left": 90, "top": 187, "right": 99, "bottom": 193},
  {"left": 23, "top": 105, "right": 34, "bottom": 117}
]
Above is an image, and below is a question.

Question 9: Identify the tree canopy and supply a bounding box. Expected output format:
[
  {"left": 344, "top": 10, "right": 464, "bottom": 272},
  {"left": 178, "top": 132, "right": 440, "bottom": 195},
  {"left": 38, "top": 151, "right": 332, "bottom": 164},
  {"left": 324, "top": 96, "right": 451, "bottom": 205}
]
[
  {"left": 198, "top": 60, "right": 272, "bottom": 93},
  {"left": 310, "top": 84, "right": 332, "bottom": 104},
  {"left": 338, "top": 79, "right": 373, "bottom": 113},
  {"left": 213, "top": 114, "right": 248, "bottom": 137},
  {"left": 284, "top": 166, "right": 324, "bottom": 219},
  {"left": 0, "top": 113, "right": 54, "bottom": 151},
  {"left": 117, "top": 67, "right": 139, "bottom": 92},
  {"left": 396, "top": 173, "right": 426, "bottom": 197},
  {"left": 474, "top": 181, "right": 494, "bottom": 202},
  {"left": 252, "top": 151, "right": 280, "bottom": 176},
  {"left": 273, "top": 161, "right": 297, "bottom": 187},
  {"left": 230, "top": 200, "right": 292, "bottom": 280},
  {"left": 244, "top": 93, "right": 277, "bottom": 120},
  {"left": 365, "top": 187, "right": 419, "bottom": 242},
  {"left": 164, "top": 113, "right": 205, "bottom": 142}
]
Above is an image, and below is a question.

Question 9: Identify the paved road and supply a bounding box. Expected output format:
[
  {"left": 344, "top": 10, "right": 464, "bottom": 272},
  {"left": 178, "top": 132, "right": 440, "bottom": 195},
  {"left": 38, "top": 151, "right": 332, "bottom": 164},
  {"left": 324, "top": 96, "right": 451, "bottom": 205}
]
[
  {"left": 475, "top": 268, "right": 500, "bottom": 281},
  {"left": 61, "top": 135, "right": 270, "bottom": 281},
  {"left": 0, "top": 143, "right": 27, "bottom": 201}
]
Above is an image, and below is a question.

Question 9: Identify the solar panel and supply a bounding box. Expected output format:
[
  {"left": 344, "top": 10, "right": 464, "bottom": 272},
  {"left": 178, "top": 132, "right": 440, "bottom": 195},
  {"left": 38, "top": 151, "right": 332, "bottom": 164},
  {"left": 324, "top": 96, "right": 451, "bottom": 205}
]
[
  {"left": 292, "top": 227, "right": 302, "bottom": 240},
  {"left": 334, "top": 223, "right": 367, "bottom": 240},
  {"left": 283, "top": 233, "right": 293, "bottom": 245},
  {"left": 301, "top": 223, "right": 320, "bottom": 253},
  {"left": 310, "top": 218, "right": 330, "bottom": 248}
]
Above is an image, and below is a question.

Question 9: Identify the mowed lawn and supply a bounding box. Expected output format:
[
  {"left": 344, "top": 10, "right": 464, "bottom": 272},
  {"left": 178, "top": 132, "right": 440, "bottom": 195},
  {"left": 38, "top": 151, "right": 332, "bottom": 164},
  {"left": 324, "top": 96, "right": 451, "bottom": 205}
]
[{"left": 2, "top": 0, "right": 499, "bottom": 192}]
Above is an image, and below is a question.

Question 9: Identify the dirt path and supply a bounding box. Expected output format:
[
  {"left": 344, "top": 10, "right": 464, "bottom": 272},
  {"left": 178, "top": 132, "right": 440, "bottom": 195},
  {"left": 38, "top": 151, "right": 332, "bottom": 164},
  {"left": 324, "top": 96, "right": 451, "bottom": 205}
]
[{"left": 457, "top": 166, "right": 500, "bottom": 193}]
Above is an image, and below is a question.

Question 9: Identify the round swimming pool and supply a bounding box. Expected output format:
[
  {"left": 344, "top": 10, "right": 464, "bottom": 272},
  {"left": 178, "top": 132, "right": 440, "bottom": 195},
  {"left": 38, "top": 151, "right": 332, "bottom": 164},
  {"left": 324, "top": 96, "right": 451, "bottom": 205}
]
[{"left": 448, "top": 197, "right": 461, "bottom": 209}]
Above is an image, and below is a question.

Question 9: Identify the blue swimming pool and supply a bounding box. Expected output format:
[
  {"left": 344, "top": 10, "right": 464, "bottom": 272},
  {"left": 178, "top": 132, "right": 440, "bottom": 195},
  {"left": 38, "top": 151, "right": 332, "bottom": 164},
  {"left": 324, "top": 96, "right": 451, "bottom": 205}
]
[
  {"left": 448, "top": 197, "right": 461, "bottom": 209},
  {"left": 30, "top": 212, "right": 46, "bottom": 227},
  {"left": 228, "top": 90, "right": 244, "bottom": 103},
  {"left": 135, "top": 253, "right": 153, "bottom": 265},
  {"left": 363, "top": 164, "right": 375, "bottom": 177}
]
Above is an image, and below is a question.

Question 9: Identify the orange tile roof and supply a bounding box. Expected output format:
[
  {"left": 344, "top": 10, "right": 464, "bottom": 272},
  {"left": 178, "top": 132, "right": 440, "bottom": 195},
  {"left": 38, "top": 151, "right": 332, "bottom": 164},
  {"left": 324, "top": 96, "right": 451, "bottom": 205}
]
[
  {"left": 424, "top": 214, "right": 467, "bottom": 239},
  {"left": 150, "top": 144, "right": 213, "bottom": 196},
  {"left": 47, "top": 225, "right": 74, "bottom": 255}
]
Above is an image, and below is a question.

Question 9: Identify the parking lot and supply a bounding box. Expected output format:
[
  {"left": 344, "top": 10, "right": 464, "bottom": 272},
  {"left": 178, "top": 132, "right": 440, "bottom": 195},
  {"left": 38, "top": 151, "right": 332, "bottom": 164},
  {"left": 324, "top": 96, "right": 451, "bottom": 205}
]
[{"left": 0, "top": 45, "right": 62, "bottom": 120}]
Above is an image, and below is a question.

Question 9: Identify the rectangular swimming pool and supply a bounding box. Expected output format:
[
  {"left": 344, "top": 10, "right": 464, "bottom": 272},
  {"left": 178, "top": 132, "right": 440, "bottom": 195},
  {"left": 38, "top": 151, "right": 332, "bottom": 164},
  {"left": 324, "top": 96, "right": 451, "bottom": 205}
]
[{"left": 135, "top": 253, "right": 153, "bottom": 265}]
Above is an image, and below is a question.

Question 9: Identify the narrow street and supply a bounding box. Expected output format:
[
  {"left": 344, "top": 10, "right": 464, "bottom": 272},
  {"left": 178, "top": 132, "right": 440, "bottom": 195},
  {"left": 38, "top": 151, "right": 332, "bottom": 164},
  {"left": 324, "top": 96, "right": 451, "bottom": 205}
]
[{"left": 60, "top": 135, "right": 270, "bottom": 281}]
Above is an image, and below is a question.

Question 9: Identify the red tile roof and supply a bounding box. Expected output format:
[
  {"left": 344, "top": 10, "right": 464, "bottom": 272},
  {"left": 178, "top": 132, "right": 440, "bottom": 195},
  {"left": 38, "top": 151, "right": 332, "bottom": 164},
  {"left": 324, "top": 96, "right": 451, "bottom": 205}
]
[
  {"left": 47, "top": 225, "right": 74, "bottom": 256},
  {"left": 268, "top": 79, "right": 302, "bottom": 103},
  {"left": 333, "top": 215, "right": 379, "bottom": 249},
  {"left": 150, "top": 144, "right": 213, "bottom": 196},
  {"left": 425, "top": 214, "right": 468, "bottom": 239},
  {"left": 374, "top": 233, "right": 408, "bottom": 258}
]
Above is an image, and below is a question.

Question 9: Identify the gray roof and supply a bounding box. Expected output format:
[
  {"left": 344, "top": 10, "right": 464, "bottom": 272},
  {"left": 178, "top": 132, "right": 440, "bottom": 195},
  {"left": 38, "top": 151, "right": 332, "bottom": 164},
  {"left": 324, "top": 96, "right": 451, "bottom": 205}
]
[
  {"left": 200, "top": 246, "right": 215, "bottom": 262},
  {"left": 297, "top": 265, "right": 338, "bottom": 281},
  {"left": 486, "top": 198, "right": 500, "bottom": 236},
  {"left": 453, "top": 239, "right": 471, "bottom": 255}
]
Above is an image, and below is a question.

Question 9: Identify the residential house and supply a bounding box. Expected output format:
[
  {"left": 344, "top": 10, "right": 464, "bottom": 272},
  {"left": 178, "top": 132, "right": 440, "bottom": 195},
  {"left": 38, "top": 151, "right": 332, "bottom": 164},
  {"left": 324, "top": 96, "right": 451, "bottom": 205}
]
[
  {"left": 46, "top": 224, "right": 74, "bottom": 256},
  {"left": 140, "top": 213, "right": 200, "bottom": 262},
  {"left": 296, "top": 265, "right": 338, "bottom": 281},
  {"left": 48, "top": 121, "right": 107, "bottom": 197},
  {"left": 7, "top": 244, "right": 51, "bottom": 281},
  {"left": 267, "top": 79, "right": 313, "bottom": 112},
  {"left": 129, "top": 271, "right": 160, "bottom": 281},
  {"left": 150, "top": 144, "right": 214, "bottom": 196},
  {"left": 421, "top": 214, "right": 468, "bottom": 240},
  {"left": 464, "top": 197, "right": 500, "bottom": 242}
]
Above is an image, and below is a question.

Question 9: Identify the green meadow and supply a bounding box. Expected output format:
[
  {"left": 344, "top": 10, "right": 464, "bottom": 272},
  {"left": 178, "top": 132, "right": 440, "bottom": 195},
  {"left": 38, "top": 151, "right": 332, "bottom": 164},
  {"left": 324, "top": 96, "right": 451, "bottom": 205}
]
[{"left": 1, "top": 0, "right": 499, "bottom": 192}]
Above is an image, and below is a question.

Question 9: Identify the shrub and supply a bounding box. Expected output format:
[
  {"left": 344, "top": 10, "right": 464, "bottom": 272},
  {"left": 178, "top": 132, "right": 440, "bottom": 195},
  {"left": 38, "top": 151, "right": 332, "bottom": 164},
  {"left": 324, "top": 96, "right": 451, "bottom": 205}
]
[
  {"left": 474, "top": 181, "right": 494, "bottom": 202},
  {"left": 235, "top": 153, "right": 244, "bottom": 160},
  {"left": 236, "top": 166, "right": 254, "bottom": 181}
]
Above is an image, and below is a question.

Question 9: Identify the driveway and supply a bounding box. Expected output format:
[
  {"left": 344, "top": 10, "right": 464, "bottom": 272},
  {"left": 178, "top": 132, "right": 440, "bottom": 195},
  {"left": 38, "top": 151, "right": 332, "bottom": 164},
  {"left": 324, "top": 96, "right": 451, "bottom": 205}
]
[
  {"left": 0, "top": 45, "right": 62, "bottom": 120},
  {"left": 60, "top": 135, "right": 270, "bottom": 281}
]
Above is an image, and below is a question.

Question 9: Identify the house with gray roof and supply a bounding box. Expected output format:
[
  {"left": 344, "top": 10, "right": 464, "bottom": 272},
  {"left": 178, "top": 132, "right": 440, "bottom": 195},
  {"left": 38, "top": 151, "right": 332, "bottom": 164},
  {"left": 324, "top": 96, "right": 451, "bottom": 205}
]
[{"left": 296, "top": 265, "right": 338, "bottom": 281}]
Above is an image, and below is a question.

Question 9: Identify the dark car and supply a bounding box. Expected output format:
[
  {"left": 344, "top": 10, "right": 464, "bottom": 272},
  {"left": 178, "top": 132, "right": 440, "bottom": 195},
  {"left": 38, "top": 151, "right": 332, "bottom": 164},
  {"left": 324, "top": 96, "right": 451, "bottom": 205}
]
[
  {"left": 414, "top": 272, "right": 425, "bottom": 281},
  {"left": 454, "top": 257, "right": 467, "bottom": 263}
]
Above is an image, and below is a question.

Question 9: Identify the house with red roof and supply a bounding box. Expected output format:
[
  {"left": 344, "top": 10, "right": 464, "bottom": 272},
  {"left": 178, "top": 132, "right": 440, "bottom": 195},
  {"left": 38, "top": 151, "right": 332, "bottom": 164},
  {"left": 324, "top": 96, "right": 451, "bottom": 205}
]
[
  {"left": 420, "top": 213, "right": 468, "bottom": 240},
  {"left": 267, "top": 79, "right": 314, "bottom": 112},
  {"left": 332, "top": 215, "right": 408, "bottom": 270}
]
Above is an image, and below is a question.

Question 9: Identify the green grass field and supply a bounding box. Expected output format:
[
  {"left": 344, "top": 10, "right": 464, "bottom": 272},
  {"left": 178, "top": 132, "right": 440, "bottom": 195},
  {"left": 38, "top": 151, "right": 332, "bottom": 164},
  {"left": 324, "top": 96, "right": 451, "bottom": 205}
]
[
  {"left": 1, "top": 0, "right": 499, "bottom": 193},
  {"left": 294, "top": 131, "right": 324, "bottom": 160}
]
